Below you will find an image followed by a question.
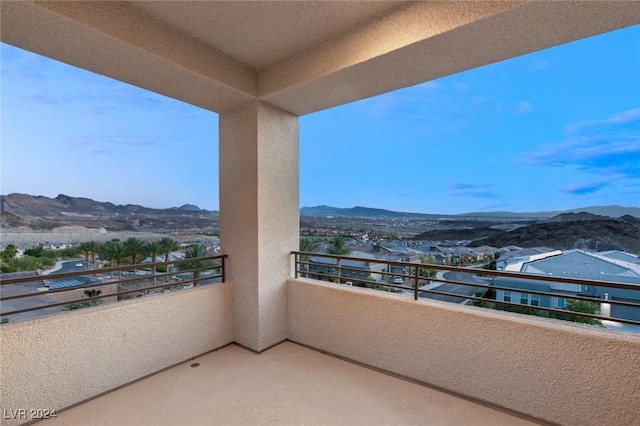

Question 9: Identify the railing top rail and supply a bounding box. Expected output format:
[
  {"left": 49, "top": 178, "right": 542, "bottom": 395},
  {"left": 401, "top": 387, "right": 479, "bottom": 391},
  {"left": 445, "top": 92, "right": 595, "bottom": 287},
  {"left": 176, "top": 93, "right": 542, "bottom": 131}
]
[
  {"left": 0, "top": 254, "right": 227, "bottom": 286},
  {"left": 292, "top": 251, "right": 640, "bottom": 291}
]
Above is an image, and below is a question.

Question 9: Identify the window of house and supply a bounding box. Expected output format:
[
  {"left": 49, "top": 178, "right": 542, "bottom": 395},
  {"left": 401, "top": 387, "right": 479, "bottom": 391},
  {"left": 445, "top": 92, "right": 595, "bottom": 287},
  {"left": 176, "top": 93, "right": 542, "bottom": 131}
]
[
  {"left": 557, "top": 297, "right": 565, "bottom": 308},
  {"left": 503, "top": 291, "right": 511, "bottom": 302},
  {"left": 530, "top": 294, "right": 540, "bottom": 307},
  {"left": 520, "top": 293, "right": 529, "bottom": 305}
]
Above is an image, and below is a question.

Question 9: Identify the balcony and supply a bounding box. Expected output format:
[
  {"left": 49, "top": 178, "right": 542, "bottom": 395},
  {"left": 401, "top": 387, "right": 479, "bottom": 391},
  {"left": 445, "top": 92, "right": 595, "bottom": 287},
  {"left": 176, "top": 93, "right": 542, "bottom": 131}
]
[
  {"left": 2, "top": 254, "right": 640, "bottom": 426},
  {"left": 2, "top": 2, "right": 640, "bottom": 426}
]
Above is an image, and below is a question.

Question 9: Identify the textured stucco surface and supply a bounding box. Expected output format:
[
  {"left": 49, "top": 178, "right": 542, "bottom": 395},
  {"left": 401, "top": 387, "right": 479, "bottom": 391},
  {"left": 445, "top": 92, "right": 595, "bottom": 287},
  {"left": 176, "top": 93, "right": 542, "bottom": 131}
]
[
  {"left": 40, "top": 342, "right": 537, "bottom": 426},
  {"left": 287, "top": 279, "right": 640, "bottom": 426},
  {"left": 220, "top": 101, "right": 299, "bottom": 351},
  {"left": 0, "top": 284, "right": 233, "bottom": 426}
]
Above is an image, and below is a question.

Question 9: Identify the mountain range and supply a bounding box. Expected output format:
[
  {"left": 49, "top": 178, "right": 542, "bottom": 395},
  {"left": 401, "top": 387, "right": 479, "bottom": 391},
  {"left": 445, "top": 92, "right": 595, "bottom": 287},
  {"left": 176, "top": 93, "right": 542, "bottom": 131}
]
[
  {"left": 409, "top": 212, "right": 640, "bottom": 253},
  {"left": 300, "top": 204, "right": 640, "bottom": 219},
  {"left": 1, "top": 194, "right": 638, "bottom": 252},
  {"left": 1, "top": 193, "right": 218, "bottom": 233}
]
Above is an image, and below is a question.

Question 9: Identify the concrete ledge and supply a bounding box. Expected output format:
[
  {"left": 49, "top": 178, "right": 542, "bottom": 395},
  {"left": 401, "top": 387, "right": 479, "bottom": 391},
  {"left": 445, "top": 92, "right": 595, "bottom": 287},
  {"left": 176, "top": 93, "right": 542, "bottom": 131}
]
[
  {"left": 287, "top": 278, "right": 640, "bottom": 426},
  {"left": 0, "top": 283, "right": 233, "bottom": 426}
]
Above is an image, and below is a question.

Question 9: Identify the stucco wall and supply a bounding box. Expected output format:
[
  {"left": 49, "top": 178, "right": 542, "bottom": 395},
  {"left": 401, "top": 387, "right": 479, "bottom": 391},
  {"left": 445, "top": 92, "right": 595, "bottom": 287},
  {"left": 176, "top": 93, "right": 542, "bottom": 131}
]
[
  {"left": 1, "top": 283, "right": 233, "bottom": 426},
  {"left": 287, "top": 279, "right": 640, "bottom": 426}
]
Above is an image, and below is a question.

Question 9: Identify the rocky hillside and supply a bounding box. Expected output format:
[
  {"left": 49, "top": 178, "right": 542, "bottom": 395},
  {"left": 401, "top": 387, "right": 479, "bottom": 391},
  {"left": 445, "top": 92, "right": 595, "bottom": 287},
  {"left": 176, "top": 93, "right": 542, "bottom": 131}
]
[
  {"left": 411, "top": 227, "right": 504, "bottom": 242},
  {"left": 544, "top": 212, "right": 609, "bottom": 222},
  {"left": 1, "top": 193, "right": 219, "bottom": 233},
  {"left": 468, "top": 219, "right": 640, "bottom": 253}
]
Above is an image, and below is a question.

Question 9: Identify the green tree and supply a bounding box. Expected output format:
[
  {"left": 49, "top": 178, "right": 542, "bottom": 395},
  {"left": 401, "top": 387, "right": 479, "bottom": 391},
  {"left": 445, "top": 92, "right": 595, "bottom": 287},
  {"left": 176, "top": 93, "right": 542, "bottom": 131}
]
[
  {"left": 327, "top": 236, "right": 350, "bottom": 283},
  {"left": 124, "top": 237, "right": 144, "bottom": 265},
  {"left": 1, "top": 244, "right": 19, "bottom": 262},
  {"left": 177, "top": 244, "right": 213, "bottom": 286},
  {"left": 78, "top": 242, "right": 93, "bottom": 270},
  {"left": 59, "top": 246, "right": 81, "bottom": 258},
  {"left": 102, "top": 239, "right": 127, "bottom": 280},
  {"left": 85, "top": 241, "right": 102, "bottom": 269},
  {"left": 299, "top": 237, "right": 319, "bottom": 254},
  {"left": 159, "top": 237, "right": 179, "bottom": 279},
  {"left": 24, "top": 245, "right": 44, "bottom": 257},
  {"left": 143, "top": 241, "right": 162, "bottom": 287},
  {"left": 419, "top": 254, "right": 438, "bottom": 279},
  {"left": 565, "top": 300, "right": 602, "bottom": 325},
  {"left": 299, "top": 237, "right": 319, "bottom": 278}
]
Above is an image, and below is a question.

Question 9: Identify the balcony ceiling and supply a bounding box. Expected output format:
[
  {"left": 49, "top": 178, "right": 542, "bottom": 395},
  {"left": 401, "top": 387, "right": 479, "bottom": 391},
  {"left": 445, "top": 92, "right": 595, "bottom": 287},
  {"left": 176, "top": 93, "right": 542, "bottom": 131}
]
[
  {"left": 132, "top": 1, "right": 404, "bottom": 70},
  {"left": 2, "top": 1, "right": 640, "bottom": 115}
]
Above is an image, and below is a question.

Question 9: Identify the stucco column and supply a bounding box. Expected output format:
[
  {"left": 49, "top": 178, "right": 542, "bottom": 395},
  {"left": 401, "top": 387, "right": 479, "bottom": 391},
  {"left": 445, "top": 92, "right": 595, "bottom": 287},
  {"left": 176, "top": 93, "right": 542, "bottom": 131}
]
[{"left": 219, "top": 101, "right": 299, "bottom": 352}]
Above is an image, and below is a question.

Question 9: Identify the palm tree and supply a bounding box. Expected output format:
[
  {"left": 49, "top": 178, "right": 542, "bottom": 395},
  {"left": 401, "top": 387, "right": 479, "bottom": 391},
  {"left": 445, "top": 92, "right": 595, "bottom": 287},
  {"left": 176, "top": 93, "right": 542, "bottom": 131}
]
[
  {"left": 124, "top": 237, "right": 144, "bottom": 265},
  {"left": 159, "top": 237, "right": 180, "bottom": 280},
  {"left": 85, "top": 241, "right": 101, "bottom": 270},
  {"left": 78, "top": 242, "right": 92, "bottom": 270},
  {"left": 102, "top": 239, "right": 127, "bottom": 280},
  {"left": 327, "top": 236, "right": 350, "bottom": 283},
  {"left": 177, "top": 244, "right": 212, "bottom": 286},
  {"left": 143, "top": 241, "right": 162, "bottom": 287},
  {"left": 299, "top": 237, "right": 319, "bottom": 278}
]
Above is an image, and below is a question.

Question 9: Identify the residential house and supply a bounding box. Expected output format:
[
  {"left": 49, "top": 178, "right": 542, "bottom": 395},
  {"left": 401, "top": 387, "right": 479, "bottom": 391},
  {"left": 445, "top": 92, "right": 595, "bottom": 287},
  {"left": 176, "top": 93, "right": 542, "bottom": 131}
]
[{"left": 495, "top": 250, "right": 640, "bottom": 323}]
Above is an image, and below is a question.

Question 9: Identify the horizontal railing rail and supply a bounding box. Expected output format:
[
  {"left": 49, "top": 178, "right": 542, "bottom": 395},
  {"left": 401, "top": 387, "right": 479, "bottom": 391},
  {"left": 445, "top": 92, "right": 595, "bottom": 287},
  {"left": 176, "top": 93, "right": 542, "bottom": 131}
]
[
  {"left": 292, "top": 251, "right": 640, "bottom": 327},
  {"left": 1, "top": 254, "right": 227, "bottom": 321}
]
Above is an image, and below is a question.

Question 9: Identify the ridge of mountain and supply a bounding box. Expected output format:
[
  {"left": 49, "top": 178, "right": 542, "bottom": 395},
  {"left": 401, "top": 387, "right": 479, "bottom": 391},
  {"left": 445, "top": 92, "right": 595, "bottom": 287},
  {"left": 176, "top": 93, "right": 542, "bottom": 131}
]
[
  {"left": 170, "top": 204, "right": 202, "bottom": 211},
  {"left": 301, "top": 204, "right": 640, "bottom": 219},
  {"left": 1, "top": 193, "right": 218, "bottom": 233},
  {"left": 1, "top": 193, "right": 211, "bottom": 216}
]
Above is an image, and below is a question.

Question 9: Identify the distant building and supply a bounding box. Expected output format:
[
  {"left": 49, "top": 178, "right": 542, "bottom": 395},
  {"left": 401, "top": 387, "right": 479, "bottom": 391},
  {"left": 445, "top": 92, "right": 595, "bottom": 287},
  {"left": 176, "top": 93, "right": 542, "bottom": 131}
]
[
  {"left": 46, "top": 243, "right": 73, "bottom": 250},
  {"left": 307, "top": 244, "right": 422, "bottom": 282},
  {"left": 495, "top": 250, "right": 640, "bottom": 324},
  {"left": 496, "top": 247, "right": 560, "bottom": 271}
]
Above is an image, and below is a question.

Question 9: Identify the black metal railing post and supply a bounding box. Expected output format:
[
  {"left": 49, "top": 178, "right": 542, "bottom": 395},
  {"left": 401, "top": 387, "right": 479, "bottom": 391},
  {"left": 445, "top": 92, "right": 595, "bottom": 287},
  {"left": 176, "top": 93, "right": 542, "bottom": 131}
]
[{"left": 414, "top": 265, "right": 419, "bottom": 301}]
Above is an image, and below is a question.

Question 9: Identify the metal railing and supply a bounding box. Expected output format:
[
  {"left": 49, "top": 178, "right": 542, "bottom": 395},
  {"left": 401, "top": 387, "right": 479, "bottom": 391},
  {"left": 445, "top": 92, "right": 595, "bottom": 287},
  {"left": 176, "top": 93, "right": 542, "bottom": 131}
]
[
  {"left": 292, "top": 251, "right": 640, "bottom": 327},
  {"left": 1, "top": 254, "right": 227, "bottom": 322}
]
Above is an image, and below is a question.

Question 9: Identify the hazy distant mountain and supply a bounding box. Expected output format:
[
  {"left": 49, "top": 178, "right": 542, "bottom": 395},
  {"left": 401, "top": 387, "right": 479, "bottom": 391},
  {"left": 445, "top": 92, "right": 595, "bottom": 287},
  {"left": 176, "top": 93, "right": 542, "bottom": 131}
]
[
  {"left": 1, "top": 193, "right": 218, "bottom": 233},
  {"left": 300, "top": 204, "right": 639, "bottom": 220},
  {"left": 300, "top": 205, "right": 437, "bottom": 219}
]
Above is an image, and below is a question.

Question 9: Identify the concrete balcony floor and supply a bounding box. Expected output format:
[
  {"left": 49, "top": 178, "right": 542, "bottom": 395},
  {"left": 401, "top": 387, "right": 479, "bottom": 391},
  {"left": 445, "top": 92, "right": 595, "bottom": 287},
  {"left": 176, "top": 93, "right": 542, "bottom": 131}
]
[{"left": 41, "top": 341, "right": 540, "bottom": 426}]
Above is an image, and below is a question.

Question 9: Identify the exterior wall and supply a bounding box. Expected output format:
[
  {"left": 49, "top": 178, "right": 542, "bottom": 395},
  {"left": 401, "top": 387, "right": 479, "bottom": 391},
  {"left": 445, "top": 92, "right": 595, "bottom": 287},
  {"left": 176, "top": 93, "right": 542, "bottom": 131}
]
[
  {"left": 287, "top": 279, "right": 640, "bottom": 426},
  {"left": 1, "top": 283, "right": 233, "bottom": 426}
]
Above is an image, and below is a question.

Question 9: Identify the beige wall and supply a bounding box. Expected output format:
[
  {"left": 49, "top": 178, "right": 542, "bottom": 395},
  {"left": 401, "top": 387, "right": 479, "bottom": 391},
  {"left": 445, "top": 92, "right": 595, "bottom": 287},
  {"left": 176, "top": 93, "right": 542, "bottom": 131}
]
[
  {"left": 287, "top": 279, "right": 640, "bottom": 426},
  {"left": 0, "top": 283, "right": 233, "bottom": 426}
]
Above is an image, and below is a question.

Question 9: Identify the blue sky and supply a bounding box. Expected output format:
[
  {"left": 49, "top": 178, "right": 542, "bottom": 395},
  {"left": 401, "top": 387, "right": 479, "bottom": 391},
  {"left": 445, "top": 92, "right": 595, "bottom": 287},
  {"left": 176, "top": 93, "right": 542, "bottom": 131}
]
[{"left": 2, "top": 25, "right": 639, "bottom": 214}]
